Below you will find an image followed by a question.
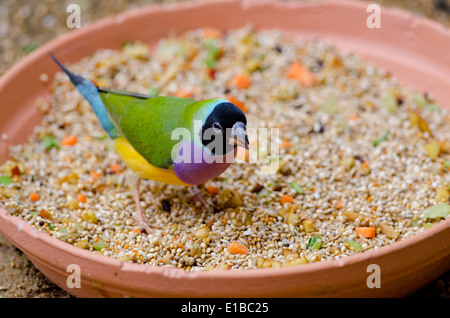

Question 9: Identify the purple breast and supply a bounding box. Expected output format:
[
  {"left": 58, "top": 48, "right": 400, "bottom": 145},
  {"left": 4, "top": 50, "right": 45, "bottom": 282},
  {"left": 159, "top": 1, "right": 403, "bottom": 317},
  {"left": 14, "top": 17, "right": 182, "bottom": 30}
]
[{"left": 172, "top": 141, "right": 236, "bottom": 185}]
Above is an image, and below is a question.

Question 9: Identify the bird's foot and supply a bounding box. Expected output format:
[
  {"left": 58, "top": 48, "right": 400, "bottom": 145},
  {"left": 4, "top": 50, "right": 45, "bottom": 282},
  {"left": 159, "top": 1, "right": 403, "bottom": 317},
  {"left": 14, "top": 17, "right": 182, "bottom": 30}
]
[
  {"left": 191, "top": 192, "right": 209, "bottom": 207},
  {"left": 134, "top": 177, "right": 161, "bottom": 235},
  {"left": 135, "top": 213, "right": 161, "bottom": 235}
]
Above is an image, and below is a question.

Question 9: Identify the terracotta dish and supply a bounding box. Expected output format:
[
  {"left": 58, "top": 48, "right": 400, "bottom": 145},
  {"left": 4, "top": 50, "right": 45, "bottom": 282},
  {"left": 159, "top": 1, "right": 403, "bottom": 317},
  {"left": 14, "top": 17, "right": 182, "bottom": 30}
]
[{"left": 0, "top": 0, "right": 449, "bottom": 297}]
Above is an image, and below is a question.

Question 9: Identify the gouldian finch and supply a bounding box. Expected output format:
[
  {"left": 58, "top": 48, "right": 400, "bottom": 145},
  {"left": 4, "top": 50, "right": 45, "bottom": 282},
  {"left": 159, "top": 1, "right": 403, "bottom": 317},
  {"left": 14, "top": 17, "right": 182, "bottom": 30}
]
[{"left": 51, "top": 55, "right": 249, "bottom": 233}]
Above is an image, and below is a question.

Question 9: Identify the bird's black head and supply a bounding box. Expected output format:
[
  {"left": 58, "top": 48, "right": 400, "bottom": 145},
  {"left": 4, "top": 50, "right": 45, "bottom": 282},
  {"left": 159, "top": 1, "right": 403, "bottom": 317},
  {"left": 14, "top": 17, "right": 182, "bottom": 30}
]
[{"left": 201, "top": 101, "right": 249, "bottom": 156}]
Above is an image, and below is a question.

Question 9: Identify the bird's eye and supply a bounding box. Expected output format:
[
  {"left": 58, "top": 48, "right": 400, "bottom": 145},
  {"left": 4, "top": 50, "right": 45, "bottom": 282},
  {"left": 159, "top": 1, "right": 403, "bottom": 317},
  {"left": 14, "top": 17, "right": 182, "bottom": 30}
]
[{"left": 212, "top": 122, "right": 223, "bottom": 134}]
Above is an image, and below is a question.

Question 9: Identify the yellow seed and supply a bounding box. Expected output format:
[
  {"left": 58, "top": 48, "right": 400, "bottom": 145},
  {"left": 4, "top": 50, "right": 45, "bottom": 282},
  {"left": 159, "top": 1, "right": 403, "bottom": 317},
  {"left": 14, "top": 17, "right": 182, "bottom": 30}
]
[
  {"left": 261, "top": 258, "right": 281, "bottom": 269},
  {"left": 282, "top": 257, "right": 308, "bottom": 267},
  {"left": 81, "top": 209, "right": 97, "bottom": 223},
  {"left": 286, "top": 212, "right": 299, "bottom": 226},
  {"left": 379, "top": 223, "right": 400, "bottom": 240},
  {"left": 302, "top": 219, "right": 316, "bottom": 233},
  {"left": 75, "top": 240, "right": 89, "bottom": 249},
  {"left": 424, "top": 141, "right": 440, "bottom": 160},
  {"left": 340, "top": 156, "right": 355, "bottom": 169},
  {"left": 255, "top": 257, "right": 266, "bottom": 268},
  {"left": 194, "top": 225, "right": 210, "bottom": 239},
  {"left": 435, "top": 187, "right": 450, "bottom": 203}
]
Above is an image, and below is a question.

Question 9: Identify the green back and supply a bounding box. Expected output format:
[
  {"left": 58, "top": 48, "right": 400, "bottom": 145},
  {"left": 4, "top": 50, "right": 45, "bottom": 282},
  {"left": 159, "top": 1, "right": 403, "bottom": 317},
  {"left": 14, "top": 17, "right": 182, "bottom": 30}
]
[{"left": 100, "top": 93, "right": 218, "bottom": 169}]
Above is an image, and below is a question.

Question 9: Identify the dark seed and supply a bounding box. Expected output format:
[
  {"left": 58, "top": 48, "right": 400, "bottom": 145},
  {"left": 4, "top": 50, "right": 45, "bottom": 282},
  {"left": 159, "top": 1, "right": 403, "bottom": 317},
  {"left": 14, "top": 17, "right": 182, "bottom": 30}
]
[
  {"left": 39, "top": 221, "right": 44, "bottom": 226},
  {"left": 161, "top": 199, "right": 171, "bottom": 212},
  {"left": 293, "top": 104, "right": 304, "bottom": 109},
  {"left": 434, "top": 0, "right": 450, "bottom": 12},
  {"left": 354, "top": 155, "right": 365, "bottom": 162},
  {"left": 11, "top": 166, "right": 21, "bottom": 176},
  {"left": 224, "top": 87, "right": 231, "bottom": 94},
  {"left": 208, "top": 69, "right": 216, "bottom": 79},
  {"left": 273, "top": 185, "right": 283, "bottom": 191},
  {"left": 274, "top": 45, "right": 283, "bottom": 53},
  {"left": 141, "top": 228, "right": 148, "bottom": 235},
  {"left": 251, "top": 184, "right": 264, "bottom": 193}
]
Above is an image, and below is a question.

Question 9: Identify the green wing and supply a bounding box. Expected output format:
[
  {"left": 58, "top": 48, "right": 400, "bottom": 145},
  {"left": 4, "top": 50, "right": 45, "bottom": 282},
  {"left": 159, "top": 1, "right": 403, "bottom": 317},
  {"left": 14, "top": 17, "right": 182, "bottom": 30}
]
[{"left": 99, "top": 91, "right": 203, "bottom": 169}]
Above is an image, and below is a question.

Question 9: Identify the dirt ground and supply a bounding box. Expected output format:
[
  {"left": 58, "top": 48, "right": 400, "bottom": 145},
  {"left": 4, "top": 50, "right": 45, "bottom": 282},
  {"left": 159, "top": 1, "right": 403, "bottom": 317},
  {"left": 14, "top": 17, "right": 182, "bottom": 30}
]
[{"left": 0, "top": 0, "right": 449, "bottom": 298}]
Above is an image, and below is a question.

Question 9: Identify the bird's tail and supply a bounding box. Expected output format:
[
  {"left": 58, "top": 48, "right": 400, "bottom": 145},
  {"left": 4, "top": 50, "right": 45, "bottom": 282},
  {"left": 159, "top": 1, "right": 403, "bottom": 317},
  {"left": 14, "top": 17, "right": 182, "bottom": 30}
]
[{"left": 50, "top": 54, "right": 119, "bottom": 138}]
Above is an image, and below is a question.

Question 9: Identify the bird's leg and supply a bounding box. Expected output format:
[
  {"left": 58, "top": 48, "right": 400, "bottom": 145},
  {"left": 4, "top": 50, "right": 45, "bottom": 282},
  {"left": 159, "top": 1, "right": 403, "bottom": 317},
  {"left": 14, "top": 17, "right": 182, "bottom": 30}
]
[{"left": 133, "top": 177, "right": 160, "bottom": 234}]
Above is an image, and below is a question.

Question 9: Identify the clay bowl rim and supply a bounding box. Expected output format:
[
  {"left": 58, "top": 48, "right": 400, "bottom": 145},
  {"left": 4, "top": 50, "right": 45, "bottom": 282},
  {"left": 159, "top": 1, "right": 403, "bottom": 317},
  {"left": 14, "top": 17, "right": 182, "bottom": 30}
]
[{"left": 0, "top": 0, "right": 449, "bottom": 281}]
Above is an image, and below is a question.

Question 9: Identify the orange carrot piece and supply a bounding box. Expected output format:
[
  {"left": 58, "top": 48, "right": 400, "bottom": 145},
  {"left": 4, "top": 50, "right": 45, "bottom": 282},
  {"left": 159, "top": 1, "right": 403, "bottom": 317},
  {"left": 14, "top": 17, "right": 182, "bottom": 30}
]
[
  {"left": 38, "top": 209, "right": 52, "bottom": 220},
  {"left": 174, "top": 88, "right": 193, "bottom": 98},
  {"left": 281, "top": 139, "right": 293, "bottom": 149},
  {"left": 30, "top": 192, "right": 40, "bottom": 202},
  {"left": 287, "top": 62, "right": 316, "bottom": 87},
  {"left": 281, "top": 195, "right": 293, "bottom": 206},
  {"left": 227, "top": 95, "right": 248, "bottom": 113},
  {"left": 110, "top": 163, "right": 121, "bottom": 175},
  {"left": 61, "top": 135, "right": 78, "bottom": 146},
  {"left": 348, "top": 114, "right": 359, "bottom": 121},
  {"left": 203, "top": 27, "right": 223, "bottom": 39},
  {"left": 227, "top": 241, "right": 249, "bottom": 254},
  {"left": 356, "top": 227, "right": 376, "bottom": 239},
  {"left": 206, "top": 186, "right": 219, "bottom": 195},
  {"left": 232, "top": 74, "right": 252, "bottom": 89},
  {"left": 91, "top": 171, "right": 101, "bottom": 181},
  {"left": 336, "top": 200, "right": 343, "bottom": 209},
  {"left": 77, "top": 194, "right": 86, "bottom": 204}
]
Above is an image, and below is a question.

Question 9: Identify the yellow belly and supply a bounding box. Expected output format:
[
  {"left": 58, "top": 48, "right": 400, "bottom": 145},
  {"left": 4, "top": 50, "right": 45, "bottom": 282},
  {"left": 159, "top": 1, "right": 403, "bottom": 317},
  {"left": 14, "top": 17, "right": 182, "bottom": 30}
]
[{"left": 114, "top": 137, "right": 190, "bottom": 186}]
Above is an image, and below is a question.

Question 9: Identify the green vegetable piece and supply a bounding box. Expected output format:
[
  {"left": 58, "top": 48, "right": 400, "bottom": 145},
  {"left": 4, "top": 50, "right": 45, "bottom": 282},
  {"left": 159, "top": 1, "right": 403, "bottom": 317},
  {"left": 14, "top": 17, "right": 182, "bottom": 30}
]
[
  {"left": 156, "top": 41, "right": 184, "bottom": 61},
  {"left": 424, "top": 203, "right": 450, "bottom": 220},
  {"left": 94, "top": 239, "right": 106, "bottom": 251},
  {"left": 306, "top": 234, "right": 322, "bottom": 250},
  {"left": 423, "top": 223, "right": 436, "bottom": 229},
  {"left": 148, "top": 87, "right": 160, "bottom": 97},
  {"left": 411, "top": 218, "right": 420, "bottom": 227},
  {"left": 346, "top": 240, "right": 362, "bottom": 253},
  {"left": 257, "top": 188, "right": 270, "bottom": 198},
  {"left": 48, "top": 224, "right": 54, "bottom": 231},
  {"left": 57, "top": 227, "right": 69, "bottom": 242},
  {"left": 204, "top": 39, "right": 220, "bottom": 69},
  {"left": 22, "top": 43, "right": 39, "bottom": 54},
  {"left": 413, "top": 94, "right": 428, "bottom": 107},
  {"left": 425, "top": 103, "right": 440, "bottom": 112},
  {"left": 443, "top": 161, "right": 450, "bottom": 169},
  {"left": 319, "top": 98, "right": 339, "bottom": 115},
  {"left": 96, "top": 134, "right": 108, "bottom": 140},
  {"left": 73, "top": 223, "right": 84, "bottom": 233},
  {"left": 290, "top": 181, "right": 304, "bottom": 194},
  {"left": 382, "top": 92, "right": 398, "bottom": 113},
  {"left": 42, "top": 136, "right": 60, "bottom": 150},
  {"left": 0, "top": 176, "right": 13, "bottom": 187},
  {"left": 372, "top": 130, "right": 390, "bottom": 147},
  {"left": 413, "top": 94, "right": 440, "bottom": 112},
  {"left": 30, "top": 211, "right": 38, "bottom": 216}
]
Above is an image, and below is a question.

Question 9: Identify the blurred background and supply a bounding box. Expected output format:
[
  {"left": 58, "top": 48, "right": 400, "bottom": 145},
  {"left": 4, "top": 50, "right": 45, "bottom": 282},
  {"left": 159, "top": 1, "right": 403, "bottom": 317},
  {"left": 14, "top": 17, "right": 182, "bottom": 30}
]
[{"left": 0, "top": 0, "right": 449, "bottom": 298}]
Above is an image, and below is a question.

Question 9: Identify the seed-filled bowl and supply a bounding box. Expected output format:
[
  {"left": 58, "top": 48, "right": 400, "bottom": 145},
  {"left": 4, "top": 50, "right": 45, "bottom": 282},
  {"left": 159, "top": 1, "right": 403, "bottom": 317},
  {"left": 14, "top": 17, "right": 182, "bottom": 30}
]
[{"left": 0, "top": 0, "right": 449, "bottom": 298}]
